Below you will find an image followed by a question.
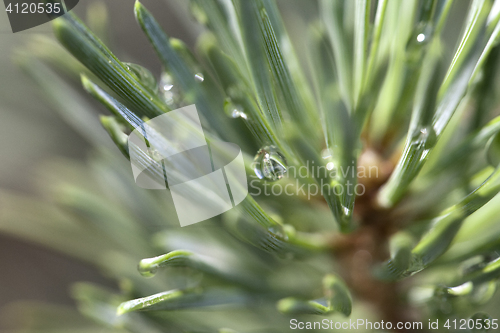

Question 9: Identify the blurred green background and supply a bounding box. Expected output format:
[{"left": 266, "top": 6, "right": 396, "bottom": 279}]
[
  {"left": 0, "top": 0, "right": 200, "bottom": 326},
  {"left": 0, "top": 0, "right": 319, "bottom": 328}
]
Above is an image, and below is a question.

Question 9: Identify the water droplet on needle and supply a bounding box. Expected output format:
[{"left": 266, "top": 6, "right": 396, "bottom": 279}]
[
  {"left": 253, "top": 146, "right": 288, "bottom": 182},
  {"left": 124, "top": 62, "right": 157, "bottom": 92},
  {"left": 194, "top": 73, "right": 204, "bottom": 82}
]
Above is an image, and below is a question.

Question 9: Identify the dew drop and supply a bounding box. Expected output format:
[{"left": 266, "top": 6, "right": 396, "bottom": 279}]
[
  {"left": 138, "top": 265, "right": 158, "bottom": 278},
  {"left": 194, "top": 72, "right": 204, "bottom": 82},
  {"left": 406, "top": 24, "right": 432, "bottom": 63},
  {"left": 233, "top": 110, "right": 243, "bottom": 119},
  {"left": 411, "top": 126, "right": 437, "bottom": 150},
  {"left": 253, "top": 146, "right": 288, "bottom": 182},
  {"left": 321, "top": 148, "right": 336, "bottom": 171},
  {"left": 342, "top": 205, "right": 351, "bottom": 217},
  {"left": 124, "top": 62, "right": 157, "bottom": 92},
  {"left": 147, "top": 148, "right": 163, "bottom": 162},
  {"left": 224, "top": 98, "right": 248, "bottom": 120},
  {"left": 321, "top": 148, "right": 333, "bottom": 159},
  {"left": 161, "top": 74, "right": 174, "bottom": 92},
  {"left": 233, "top": 109, "right": 248, "bottom": 120},
  {"left": 138, "top": 257, "right": 159, "bottom": 277},
  {"left": 159, "top": 72, "right": 177, "bottom": 107},
  {"left": 411, "top": 25, "right": 432, "bottom": 46},
  {"left": 267, "top": 225, "right": 287, "bottom": 240}
]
